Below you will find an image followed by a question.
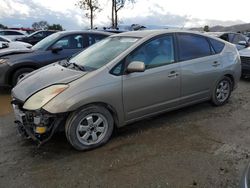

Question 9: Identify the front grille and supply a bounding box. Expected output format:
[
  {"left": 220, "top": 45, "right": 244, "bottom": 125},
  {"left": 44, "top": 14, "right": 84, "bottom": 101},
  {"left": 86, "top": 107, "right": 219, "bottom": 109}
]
[{"left": 241, "top": 56, "right": 250, "bottom": 65}]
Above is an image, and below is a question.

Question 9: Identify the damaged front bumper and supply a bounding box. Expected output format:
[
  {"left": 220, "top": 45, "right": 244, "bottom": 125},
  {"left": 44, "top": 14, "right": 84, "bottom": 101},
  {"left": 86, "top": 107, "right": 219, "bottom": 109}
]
[{"left": 12, "top": 99, "right": 65, "bottom": 146}]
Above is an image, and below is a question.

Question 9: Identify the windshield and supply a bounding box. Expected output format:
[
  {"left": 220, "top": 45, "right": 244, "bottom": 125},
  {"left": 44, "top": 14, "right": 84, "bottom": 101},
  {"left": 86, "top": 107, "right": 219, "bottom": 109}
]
[
  {"left": 69, "top": 36, "right": 139, "bottom": 70},
  {"left": 32, "top": 32, "right": 60, "bottom": 50}
]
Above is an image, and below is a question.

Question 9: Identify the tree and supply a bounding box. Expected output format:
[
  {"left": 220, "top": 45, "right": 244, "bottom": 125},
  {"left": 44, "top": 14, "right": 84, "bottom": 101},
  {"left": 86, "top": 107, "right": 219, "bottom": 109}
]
[
  {"left": 111, "top": 0, "right": 135, "bottom": 29},
  {"left": 76, "top": 0, "right": 101, "bottom": 29},
  {"left": 48, "top": 24, "right": 63, "bottom": 31},
  {"left": 204, "top": 25, "right": 210, "bottom": 32},
  {"left": 0, "top": 24, "right": 8, "bottom": 29},
  {"left": 32, "top": 21, "right": 49, "bottom": 30}
]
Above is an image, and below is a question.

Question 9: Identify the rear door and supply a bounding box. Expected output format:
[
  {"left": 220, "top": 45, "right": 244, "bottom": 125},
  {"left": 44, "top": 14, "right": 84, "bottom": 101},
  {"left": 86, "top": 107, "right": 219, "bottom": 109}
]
[
  {"left": 177, "top": 33, "right": 223, "bottom": 104},
  {"left": 122, "top": 35, "right": 181, "bottom": 121}
]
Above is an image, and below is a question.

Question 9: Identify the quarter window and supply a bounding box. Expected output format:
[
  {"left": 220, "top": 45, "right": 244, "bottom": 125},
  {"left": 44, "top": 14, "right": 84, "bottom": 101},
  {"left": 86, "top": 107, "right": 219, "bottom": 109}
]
[
  {"left": 209, "top": 38, "right": 225, "bottom": 54},
  {"left": 128, "top": 35, "right": 175, "bottom": 69},
  {"left": 177, "top": 34, "right": 211, "bottom": 61}
]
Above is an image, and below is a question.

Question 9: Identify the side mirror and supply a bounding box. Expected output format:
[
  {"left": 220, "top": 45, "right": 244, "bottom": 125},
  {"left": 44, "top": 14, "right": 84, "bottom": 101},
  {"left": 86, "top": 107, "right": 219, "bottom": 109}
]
[
  {"left": 51, "top": 45, "right": 63, "bottom": 53},
  {"left": 238, "top": 41, "right": 248, "bottom": 47},
  {"left": 127, "top": 61, "right": 145, "bottom": 73}
]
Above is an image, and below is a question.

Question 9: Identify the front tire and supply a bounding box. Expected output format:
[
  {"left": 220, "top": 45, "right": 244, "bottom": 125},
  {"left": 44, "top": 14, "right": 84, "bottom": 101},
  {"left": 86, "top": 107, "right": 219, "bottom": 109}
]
[
  {"left": 65, "top": 106, "right": 114, "bottom": 151},
  {"left": 211, "top": 76, "right": 232, "bottom": 106}
]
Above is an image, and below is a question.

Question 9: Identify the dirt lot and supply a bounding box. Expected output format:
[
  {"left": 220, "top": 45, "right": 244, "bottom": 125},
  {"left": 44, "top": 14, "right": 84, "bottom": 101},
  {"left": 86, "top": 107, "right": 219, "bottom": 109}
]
[{"left": 1, "top": 80, "right": 250, "bottom": 188}]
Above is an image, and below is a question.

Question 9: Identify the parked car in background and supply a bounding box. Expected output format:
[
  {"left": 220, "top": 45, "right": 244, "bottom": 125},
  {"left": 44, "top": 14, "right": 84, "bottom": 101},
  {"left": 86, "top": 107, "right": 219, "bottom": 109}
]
[
  {"left": 16, "top": 30, "right": 57, "bottom": 45},
  {"left": 0, "top": 36, "right": 32, "bottom": 49},
  {"left": 0, "top": 40, "right": 9, "bottom": 49},
  {"left": 0, "top": 30, "right": 112, "bottom": 87},
  {"left": 0, "top": 29, "right": 27, "bottom": 40},
  {"left": 207, "top": 32, "right": 250, "bottom": 77},
  {"left": 207, "top": 32, "right": 249, "bottom": 50},
  {"left": 11, "top": 30, "right": 241, "bottom": 151}
]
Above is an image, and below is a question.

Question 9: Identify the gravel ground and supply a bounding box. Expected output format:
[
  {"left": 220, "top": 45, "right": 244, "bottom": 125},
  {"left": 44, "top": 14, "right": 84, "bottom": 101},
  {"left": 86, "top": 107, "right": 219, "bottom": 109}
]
[{"left": 1, "top": 80, "right": 250, "bottom": 188}]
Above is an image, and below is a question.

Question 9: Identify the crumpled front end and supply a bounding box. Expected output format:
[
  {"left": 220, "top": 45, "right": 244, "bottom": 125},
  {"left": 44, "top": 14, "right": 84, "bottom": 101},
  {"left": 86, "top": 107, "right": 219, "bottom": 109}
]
[{"left": 12, "top": 98, "right": 66, "bottom": 146}]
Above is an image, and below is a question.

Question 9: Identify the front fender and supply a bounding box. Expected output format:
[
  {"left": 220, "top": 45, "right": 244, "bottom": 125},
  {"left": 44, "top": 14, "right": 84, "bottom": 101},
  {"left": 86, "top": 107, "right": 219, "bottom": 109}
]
[{"left": 43, "top": 79, "right": 125, "bottom": 127}]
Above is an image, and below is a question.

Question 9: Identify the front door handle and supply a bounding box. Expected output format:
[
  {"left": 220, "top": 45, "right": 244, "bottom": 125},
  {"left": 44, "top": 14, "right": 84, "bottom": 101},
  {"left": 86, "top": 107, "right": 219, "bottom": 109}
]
[
  {"left": 168, "top": 71, "right": 179, "bottom": 78},
  {"left": 212, "top": 61, "right": 220, "bottom": 67}
]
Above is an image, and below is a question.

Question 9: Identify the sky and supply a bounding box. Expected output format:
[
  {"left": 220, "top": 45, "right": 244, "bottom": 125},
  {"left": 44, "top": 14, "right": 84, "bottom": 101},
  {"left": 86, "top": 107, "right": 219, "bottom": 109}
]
[{"left": 0, "top": 0, "right": 249, "bottom": 29}]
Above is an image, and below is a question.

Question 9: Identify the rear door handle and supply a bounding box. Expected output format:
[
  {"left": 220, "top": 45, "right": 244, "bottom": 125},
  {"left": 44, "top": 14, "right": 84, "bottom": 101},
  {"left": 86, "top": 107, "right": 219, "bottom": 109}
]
[
  {"left": 168, "top": 71, "right": 179, "bottom": 78},
  {"left": 212, "top": 61, "right": 220, "bottom": 67}
]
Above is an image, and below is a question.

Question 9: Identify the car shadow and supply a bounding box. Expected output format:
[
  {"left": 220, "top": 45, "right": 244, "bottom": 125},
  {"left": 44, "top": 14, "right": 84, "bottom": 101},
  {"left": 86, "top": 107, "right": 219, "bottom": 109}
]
[{"left": 34, "top": 101, "right": 212, "bottom": 155}]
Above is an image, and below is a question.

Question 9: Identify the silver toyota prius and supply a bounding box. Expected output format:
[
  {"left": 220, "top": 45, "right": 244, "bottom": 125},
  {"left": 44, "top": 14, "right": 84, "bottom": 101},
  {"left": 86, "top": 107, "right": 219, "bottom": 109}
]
[{"left": 11, "top": 30, "right": 241, "bottom": 150}]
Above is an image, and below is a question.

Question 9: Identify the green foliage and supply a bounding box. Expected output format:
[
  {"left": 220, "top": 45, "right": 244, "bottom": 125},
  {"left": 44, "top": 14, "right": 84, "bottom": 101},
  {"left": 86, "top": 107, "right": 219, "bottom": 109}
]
[
  {"left": 47, "top": 24, "right": 63, "bottom": 31},
  {"left": 0, "top": 23, "right": 8, "bottom": 29},
  {"left": 32, "top": 21, "right": 49, "bottom": 30},
  {"left": 204, "top": 25, "right": 210, "bottom": 32}
]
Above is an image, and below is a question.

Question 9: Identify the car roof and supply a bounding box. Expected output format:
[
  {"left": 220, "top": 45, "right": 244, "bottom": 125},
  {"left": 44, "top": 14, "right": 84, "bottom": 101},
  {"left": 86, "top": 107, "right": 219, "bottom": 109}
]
[
  {"left": 111, "top": 29, "right": 211, "bottom": 38},
  {"left": 0, "top": 29, "right": 27, "bottom": 34},
  {"left": 207, "top": 31, "right": 241, "bottom": 37},
  {"left": 57, "top": 30, "right": 113, "bottom": 37}
]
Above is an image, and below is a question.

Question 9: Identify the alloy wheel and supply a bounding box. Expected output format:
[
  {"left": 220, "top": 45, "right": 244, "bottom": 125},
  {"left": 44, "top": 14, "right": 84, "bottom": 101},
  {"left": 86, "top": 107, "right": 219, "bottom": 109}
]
[{"left": 76, "top": 113, "right": 108, "bottom": 145}]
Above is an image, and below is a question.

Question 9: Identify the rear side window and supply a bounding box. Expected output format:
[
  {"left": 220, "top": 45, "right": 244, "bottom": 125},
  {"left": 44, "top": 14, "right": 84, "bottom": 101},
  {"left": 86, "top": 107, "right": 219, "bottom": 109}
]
[
  {"left": 209, "top": 38, "right": 225, "bottom": 54},
  {"left": 177, "top": 34, "right": 211, "bottom": 61}
]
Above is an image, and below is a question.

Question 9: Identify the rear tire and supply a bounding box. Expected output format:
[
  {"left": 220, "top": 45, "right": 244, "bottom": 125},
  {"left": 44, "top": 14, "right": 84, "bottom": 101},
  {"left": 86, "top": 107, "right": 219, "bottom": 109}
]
[
  {"left": 65, "top": 105, "right": 114, "bottom": 151},
  {"left": 211, "top": 76, "right": 232, "bottom": 106},
  {"left": 12, "top": 68, "right": 34, "bottom": 86}
]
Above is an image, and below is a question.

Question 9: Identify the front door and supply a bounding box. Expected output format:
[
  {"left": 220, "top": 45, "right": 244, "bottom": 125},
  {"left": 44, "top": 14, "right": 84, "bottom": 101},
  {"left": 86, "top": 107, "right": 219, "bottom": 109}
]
[{"left": 122, "top": 35, "right": 181, "bottom": 121}]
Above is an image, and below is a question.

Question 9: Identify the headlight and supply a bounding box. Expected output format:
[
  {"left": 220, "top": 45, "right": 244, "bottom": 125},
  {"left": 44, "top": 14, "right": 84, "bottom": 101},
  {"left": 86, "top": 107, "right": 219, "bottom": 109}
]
[
  {"left": 0, "top": 59, "right": 7, "bottom": 64},
  {"left": 23, "top": 85, "right": 69, "bottom": 110}
]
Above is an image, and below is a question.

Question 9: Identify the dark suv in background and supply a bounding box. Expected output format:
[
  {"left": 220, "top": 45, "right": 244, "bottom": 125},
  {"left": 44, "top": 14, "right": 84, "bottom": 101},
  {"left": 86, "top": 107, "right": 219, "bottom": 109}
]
[
  {"left": 0, "top": 30, "right": 112, "bottom": 87},
  {"left": 16, "top": 30, "right": 57, "bottom": 45}
]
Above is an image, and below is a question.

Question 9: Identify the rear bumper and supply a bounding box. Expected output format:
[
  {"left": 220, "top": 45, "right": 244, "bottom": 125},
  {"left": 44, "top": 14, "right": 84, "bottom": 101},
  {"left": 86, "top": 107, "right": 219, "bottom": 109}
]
[
  {"left": 241, "top": 56, "right": 250, "bottom": 76},
  {"left": 242, "top": 64, "right": 250, "bottom": 76}
]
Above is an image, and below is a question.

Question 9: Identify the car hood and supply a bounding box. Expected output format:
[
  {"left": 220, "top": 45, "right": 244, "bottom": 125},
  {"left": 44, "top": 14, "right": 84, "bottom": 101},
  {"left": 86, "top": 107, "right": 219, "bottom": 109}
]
[
  {"left": 0, "top": 48, "right": 33, "bottom": 58},
  {"left": 239, "top": 47, "right": 250, "bottom": 57},
  {"left": 12, "top": 63, "right": 87, "bottom": 102}
]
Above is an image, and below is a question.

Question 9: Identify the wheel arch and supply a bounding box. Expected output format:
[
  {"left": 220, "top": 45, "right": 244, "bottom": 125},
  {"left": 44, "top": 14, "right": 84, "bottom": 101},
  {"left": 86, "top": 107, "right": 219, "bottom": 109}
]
[
  {"left": 224, "top": 74, "right": 235, "bottom": 90},
  {"left": 74, "top": 102, "right": 120, "bottom": 128},
  {"left": 6, "top": 63, "right": 39, "bottom": 85}
]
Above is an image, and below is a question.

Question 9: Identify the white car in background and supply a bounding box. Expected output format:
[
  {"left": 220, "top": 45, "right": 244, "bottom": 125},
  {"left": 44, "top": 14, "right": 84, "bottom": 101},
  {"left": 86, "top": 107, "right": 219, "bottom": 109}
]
[
  {"left": 0, "top": 36, "right": 32, "bottom": 49},
  {"left": 0, "top": 30, "right": 27, "bottom": 41}
]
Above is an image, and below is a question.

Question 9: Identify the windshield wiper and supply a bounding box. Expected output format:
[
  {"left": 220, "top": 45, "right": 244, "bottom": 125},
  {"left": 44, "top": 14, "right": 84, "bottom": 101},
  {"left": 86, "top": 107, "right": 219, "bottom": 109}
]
[
  {"left": 71, "top": 62, "right": 85, "bottom": 71},
  {"left": 59, "top": 60, "right": 69, "bottom": 67}
]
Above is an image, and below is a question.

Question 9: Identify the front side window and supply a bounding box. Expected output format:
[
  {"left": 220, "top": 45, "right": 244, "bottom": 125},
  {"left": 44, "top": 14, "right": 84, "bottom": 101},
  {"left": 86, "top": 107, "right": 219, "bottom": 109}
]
[
  {"left": 127, "top": 35, "right": 175, "bottom": 69},
  {"left": 177, "top": 34, "right": 211, "bottom": 61},
  {"left": 32, "top": 32, "right": 60, "bottom": 50},
  {"left": 70, "top": 36, "right": 139, "bottom": 70},
  {"left": 52, "top": 34, "right": 83, "bottom": 49}
]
